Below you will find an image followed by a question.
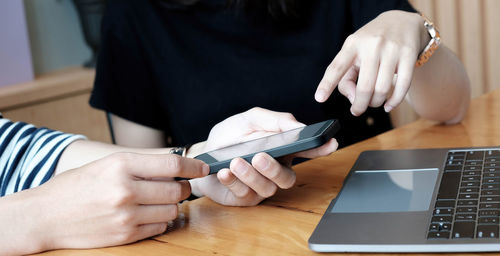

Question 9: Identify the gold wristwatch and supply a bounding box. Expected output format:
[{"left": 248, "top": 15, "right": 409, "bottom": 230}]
[{"left": 415, "top": 15, "right": 441, "bottom": 67}]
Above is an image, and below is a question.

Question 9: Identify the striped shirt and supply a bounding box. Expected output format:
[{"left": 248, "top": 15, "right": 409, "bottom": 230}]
[{"left": 0, "top": 114, "right": 86, "bottom": 197}]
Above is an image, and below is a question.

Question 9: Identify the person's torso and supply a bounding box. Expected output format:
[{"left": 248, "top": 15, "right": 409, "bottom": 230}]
[{"left": 121, "top": 0, "right": 392, "bottom": 146}]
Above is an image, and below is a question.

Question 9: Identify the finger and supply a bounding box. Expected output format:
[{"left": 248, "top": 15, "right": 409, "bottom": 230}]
[
  {"left": 384, "top": 51, "right": 417, "bottom": 112},
  {"left": 370, "top": 54, "right": 398, "bottom": 107},
  {"left": 350, "top": 52, "right": 380, "bottom": 116},
  {"left": 133, "top": 180, "right": 191, "bottom": 204},
  {"left": 337, "top": 65, "right": 359, "bottom": 104},
  {"left": 243, "top": 107, "right": 305, "bottom": 132},
  {"left": 217, "top": 168, "right": 255, "bottom": 198},
  {"left": 132, "top": 223, "right": 168, "bottom": 242},
  {"left": 315, "top": 46, "right": 357, "bottom": 102},
  {"left": 230, "top": 158, "right": 278, "bottom": 198},
  {"left": 135, "top": 204, "right": 179, "bottom": 224},
  {"left": 109, "top": 153, "right": 209, "bottom": 179},
  {"left": 252, "top": 153, "right": 296, "bottom": 189},
  {"left": 292, "top": 138, "right": 339, "bottom": 159}
]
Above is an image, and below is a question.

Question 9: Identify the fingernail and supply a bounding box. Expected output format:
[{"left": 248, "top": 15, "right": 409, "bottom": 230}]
[
  {"left": 315, "top": 89, "right": 327, "bottom": 102},
  {"left": 254, "top": 154, "right": 270, "bottom": 171},
  {"left": 384, "top": 105, "right": 393, "bottom": 113},
  {"left": 350, "top": 108, "right": 358, "bottom": 116},
  {"left": 202, "top": 163, "right": 210, "bottom": 175}
]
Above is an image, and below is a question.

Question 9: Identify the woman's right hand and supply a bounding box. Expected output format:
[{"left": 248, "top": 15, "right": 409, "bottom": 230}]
[
  {"left": 188, "top": 107, "right": 338, "bottom": 207},
  {"left": 0, "top": 152, "right": 208, "bottom": 254}
]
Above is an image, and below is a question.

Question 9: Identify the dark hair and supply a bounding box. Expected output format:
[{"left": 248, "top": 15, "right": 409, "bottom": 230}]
[{"left": 161, "top": 0, "right": 311, "bottom": 21}]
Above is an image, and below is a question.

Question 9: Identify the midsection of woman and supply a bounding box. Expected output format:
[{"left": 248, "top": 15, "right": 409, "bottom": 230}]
[{"left": 90, "top": 0, "right": 413, "bottom": 147}]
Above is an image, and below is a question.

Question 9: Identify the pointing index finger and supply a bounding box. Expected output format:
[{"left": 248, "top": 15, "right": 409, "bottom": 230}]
[
  {"left": 315, "top": 42, "right": 357, "bottom": 102},
  {"left": 111, "top": 153, "right": 210, "bottom": 179}
]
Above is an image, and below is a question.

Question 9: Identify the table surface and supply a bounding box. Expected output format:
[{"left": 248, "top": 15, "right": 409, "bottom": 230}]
[{"left": 39, "top": 89, "right": 500, "bottom": 256}]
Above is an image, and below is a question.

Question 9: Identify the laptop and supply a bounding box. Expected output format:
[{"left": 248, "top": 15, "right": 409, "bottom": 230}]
[{"left": 308, "top": 147, "right": 500, "bottom": 252}]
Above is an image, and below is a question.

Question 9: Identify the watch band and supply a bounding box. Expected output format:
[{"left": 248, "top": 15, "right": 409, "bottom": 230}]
[
  {"left": 168, "top": 144, "right": 193, "bottom": 157},
  {"left": 415, "top": 15, "right": 441, "bottom": 67},
  {"left": 169, "top": 146, "right": 187, "bottom": 157}
]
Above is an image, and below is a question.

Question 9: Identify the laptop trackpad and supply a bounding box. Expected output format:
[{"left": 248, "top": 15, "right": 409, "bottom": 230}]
[{"left": 332, "top": 169, "right": 438, "bottom": 213}]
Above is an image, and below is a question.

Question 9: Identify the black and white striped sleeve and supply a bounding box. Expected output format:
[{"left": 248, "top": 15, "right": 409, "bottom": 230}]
[{"left": 0, "top": 115, "right": 86, "bottom": 197}]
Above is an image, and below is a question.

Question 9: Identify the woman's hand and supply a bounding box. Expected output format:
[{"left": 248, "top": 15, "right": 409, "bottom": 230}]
[
  {"left": 189, "top": 107, "right": 338, "bottom": 206},
  {"left": 315, "top": 10, "right": 429, "bottom": 116},
  {"left": 0, "top": 152, "right": 208, "bottom": 254}
]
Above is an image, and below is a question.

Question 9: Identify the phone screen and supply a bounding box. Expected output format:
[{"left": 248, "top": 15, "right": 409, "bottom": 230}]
[{"left": 205, "top": 121, "right": 329, "bottom": 162}]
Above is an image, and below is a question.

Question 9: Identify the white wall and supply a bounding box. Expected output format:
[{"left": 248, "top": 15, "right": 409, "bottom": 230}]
[{"left": 23, "top": 0, "right": 91, "bottom": 75}]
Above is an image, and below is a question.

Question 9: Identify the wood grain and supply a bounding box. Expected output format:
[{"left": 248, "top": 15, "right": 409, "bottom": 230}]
[{"left": 36, "top": 89, "right": 500, "bottom": 255}]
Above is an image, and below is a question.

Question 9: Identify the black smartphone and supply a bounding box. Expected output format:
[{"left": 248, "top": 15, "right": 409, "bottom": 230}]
[{"left": 195, "top": 119, "right": 339, "bottom": 174}]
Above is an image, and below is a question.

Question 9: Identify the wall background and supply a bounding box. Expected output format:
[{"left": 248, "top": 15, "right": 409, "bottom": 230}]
[
  {"left": 0, "top": 1, "right": 33, "bottom": 87},
  {"left": 392, "top": 0, "right": 500, "bottom": 127},
  {"left": 23, "top": 0, "right": 90, "bottom": 75},
  {"left": 18, "top": 0, "right": 500, "bottom": 127}
]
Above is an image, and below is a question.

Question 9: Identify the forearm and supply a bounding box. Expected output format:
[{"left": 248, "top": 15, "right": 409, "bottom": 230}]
[
  {"left": 1, "top": 140, "right": 210, "bottom": 255},
  {"left": 54, "top": 140, "right": 174, "bottom": 175},
  {"left": 56, "top": 139, "right": 210, "bottom": 198},
  {"left": 111, "top": 114, "right": 167, "bottom": 148},
  {"left": 55, "top": 139, "right": 209, "bottom": 176},
  {"left": 54, "top": 113, "right": 173, "bottom": 174},
  {"left": 0, "top": 188, "right": 48, "bottom": 255},
  {"left": 407, "top": 44, "right": 471, "bottom": 124}
]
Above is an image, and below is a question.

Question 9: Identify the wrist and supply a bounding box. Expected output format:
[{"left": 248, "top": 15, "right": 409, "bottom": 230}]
[
  {"left": 415, "top": 13, "right": 440, "bottom": 67},
  {"left": 417, "top": 14, "right": 432, "bottom": 53},
  {"left": 0, "top": 189, "right": 53, "bottom": 254}
]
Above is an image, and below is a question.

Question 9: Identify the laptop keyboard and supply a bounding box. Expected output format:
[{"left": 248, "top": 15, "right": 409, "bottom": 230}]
[{"left": 428, "top": 149, "right": 500, "bottom": 239}]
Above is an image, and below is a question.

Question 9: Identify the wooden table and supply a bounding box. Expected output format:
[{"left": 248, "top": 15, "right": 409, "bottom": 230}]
[{"left": 39, "top": 89, "right": 500, "bottom": 255}]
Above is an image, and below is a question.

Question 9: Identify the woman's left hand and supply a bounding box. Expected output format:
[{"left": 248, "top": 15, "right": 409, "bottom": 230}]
[
  {"left": 314, "top": 10, "right": 429, "bottom": 115},
  {"left": 189, "top": 107, "right": 338, "bottom": 206}
]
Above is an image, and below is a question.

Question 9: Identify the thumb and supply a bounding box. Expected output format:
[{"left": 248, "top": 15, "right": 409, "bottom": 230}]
[{"left": 243, "top": 107, "right": 305, "bottom": 132}]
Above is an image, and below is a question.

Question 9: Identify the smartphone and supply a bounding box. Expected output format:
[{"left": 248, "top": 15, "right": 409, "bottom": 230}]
[{"left": 195, "top": 119, "right": 339, "bottom": 174}]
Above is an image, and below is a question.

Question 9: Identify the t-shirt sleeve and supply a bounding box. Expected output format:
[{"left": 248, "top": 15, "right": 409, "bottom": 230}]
[
  {"left": 350, "top": 0, "right": 417, "bottom": 31},
  {"left": 0, "top": 117, "right": 86, "bottom": 197},
  {"left": 89, "top": 1, "right": 168, "bottom": 130}
]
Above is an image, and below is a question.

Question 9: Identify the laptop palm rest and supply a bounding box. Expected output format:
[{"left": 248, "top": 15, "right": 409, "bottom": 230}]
[
  {"left": 332, "top": 169, "right": 438, "bottom": 213},
  {"left": 309, "top": 148, "right": 458, "bottom": 252}
]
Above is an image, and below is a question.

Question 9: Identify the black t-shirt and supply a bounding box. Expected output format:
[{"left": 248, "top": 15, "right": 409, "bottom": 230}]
[{"left": 90, "top": 0, "right": 416, "bottom": 147}]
